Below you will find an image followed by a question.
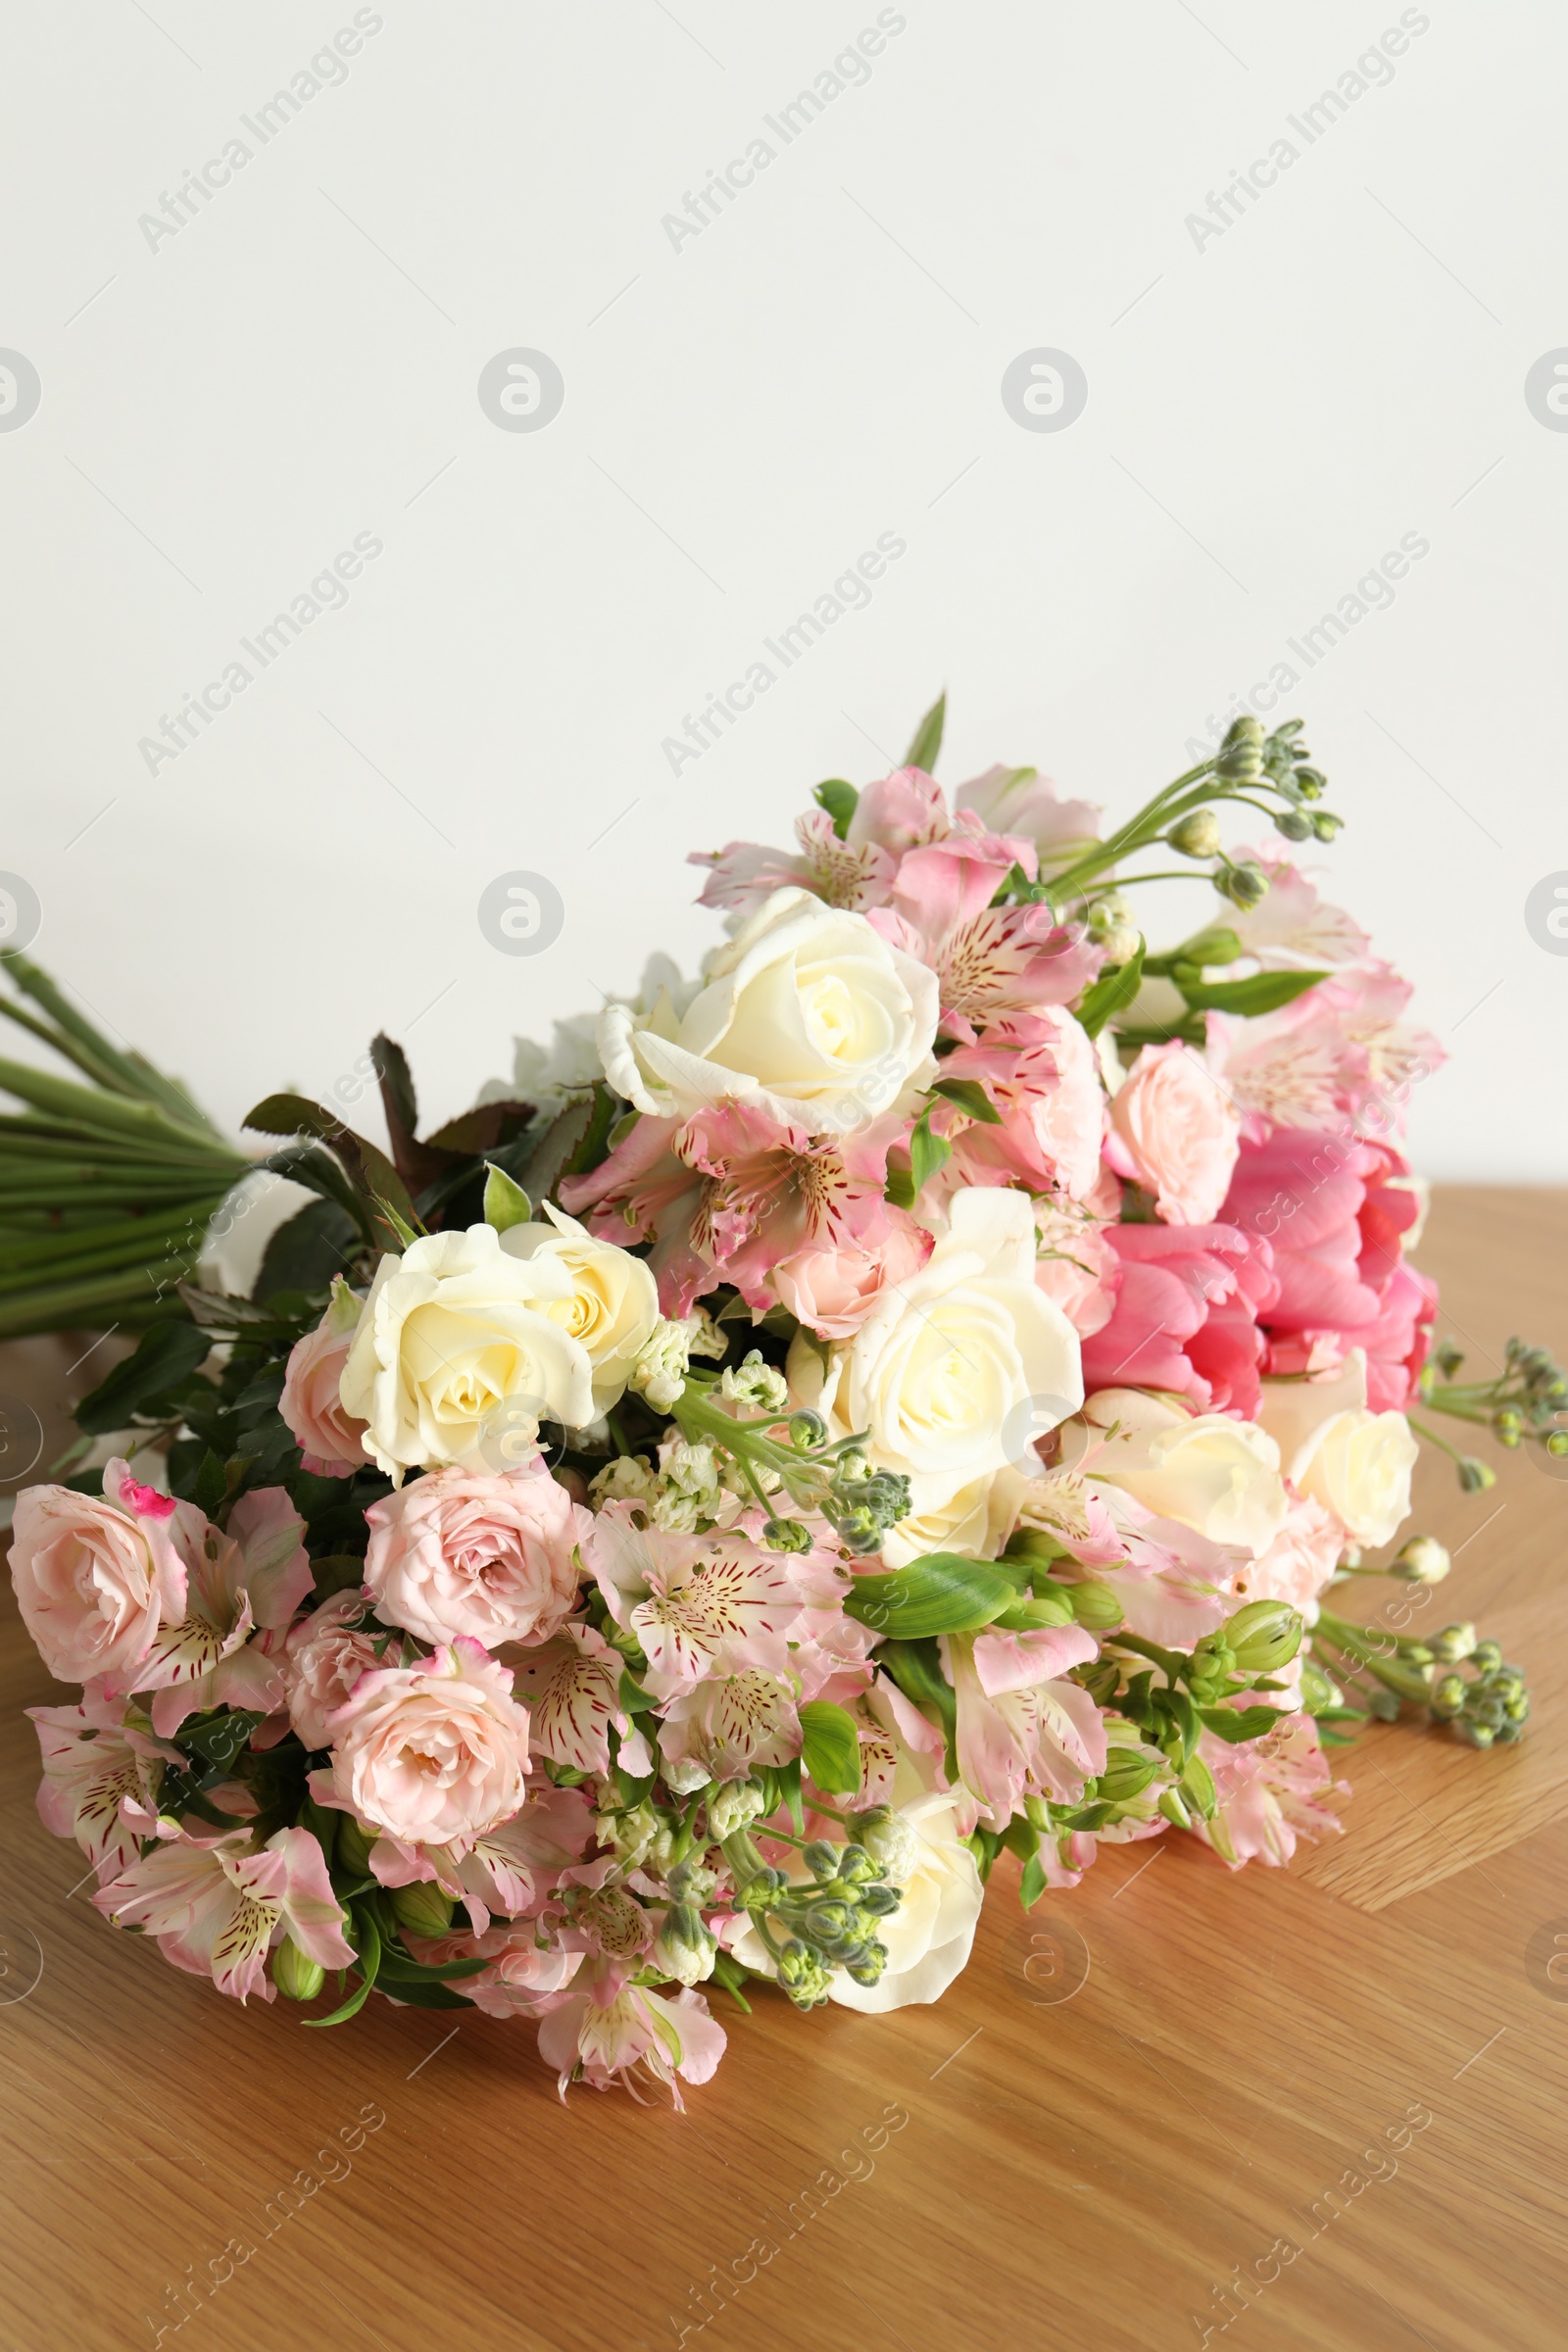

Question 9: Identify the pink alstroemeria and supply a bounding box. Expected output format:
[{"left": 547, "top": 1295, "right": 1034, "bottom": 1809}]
[
  {"left": 368, "top": 1780, "right": 596, "bottom": 1935},
  {"left": 845, "top": 765, "right": 952, "bottom": 854},
  {"left": 122, "top": 1487, "right": 314, "bottom": 1737},
  {"left": 626, "top": 1530, "right": 802, "bottom": 1697},
  {"left": 27, "top": 1685, "right": 174, "bottom": 1880},
  {"left": 947, "top": 1624, "right": 1106, "bottom": 1824},
  {"left": 689, "top": 808, "right": 896, "bottom": 916},
  {"left": 1206, "top": 961, "right": 1444, "bottom": 1141},
  {"left": 657, "top": 1668, "right": 803, "bottom": 1787},
  {"left": 535, "top": 1958, "right": 726, "bottom": 2105},
  {"left": 1193, "top": 1713, "right": 1345, "bottom": 1868},
  {"left": 1221, "top": 844, "right": 1372, "bottom": 969},
  {"left": 508, "top": 1622, "right": 627, "bottom": 1777},
  {"left": 870, "top": 834, "right": 1102, "bottom": 1043},
  {"left": 564, "top": 1100, "right": 930, "bottom": 1329},
  {"left": 94, "top": 1823, "right": 353, "bottom": 2002},
  {"left": 935, "top": 1006, "right": 1104, "bottom": 1202},
  {"left": 410, "top": 1925, "right": 585, "bottom": 2019}
]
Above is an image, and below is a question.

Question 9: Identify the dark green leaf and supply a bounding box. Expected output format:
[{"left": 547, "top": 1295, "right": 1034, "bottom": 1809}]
[
  {"left": 929, "top": 1077, "right": 1003, "bottom": 1126},
  {"left": 1174, "top": 968, "right": 1325, "bottom": 1016},
  {"left": 617, "top": 1670, "right": 661, "bottom": 1716},
  {"left": 878, "top": 1638, "right": 956, "bottom": 1734},
  {"left": 373, "top": 1949, "right": 489, "bottom": 1984},
  {"left": 175, "top": 1709, "right": 265, "bottom": 1769},
  {"left": 74, "top": 1317, "right": 212, "bottom": 1434},
  {"left": 1075, "top": 938, "right": 1146, "bottom": 1039},
  {"left": 844, "top": 1553, "right": 1016, "bottom": 1641},
  {"left": 798, "top": 1699, "right": 863, "bottom": 1796},
  {"left": 254, "top": 1198, "right": 359, "bottom": 1301},
  {"left": 812, "top": 779, "right": 858, "bottom": 840},
  {"left": 192, "top": 1447, "right": 226, "bottom": 1516},
  {"left": 243, "top": 1094, "right": 416, "bottom": 1251},
  {"left": 903, "top": 691, "right": 946, "bottom": 773},
  {"left": 372, "top": 1979, "right": 474, "bottom": 2010}
]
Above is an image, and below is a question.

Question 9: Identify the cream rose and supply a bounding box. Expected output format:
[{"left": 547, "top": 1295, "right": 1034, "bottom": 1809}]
[
  {"left": 789, "top": 1187, "right": 1084, "bottom": 1491},
  {"left": 338, "top": 1223, "right": 595, "bottom": 1478},
  {"left": 1257, "top": 1351, "right": 1417, "bottom": 1549},
  {"left": 1105, "top": 1040, "right": 1241, "bottom": 1224},
  {"left": 598, "top": 886, "right": 939, "bottom": 1136},
  {"left": 499, "top": 1203, "right": 660, "bottom": 1414},
  {"left": 322, "top": 1639, "right": 530, "bottom": 1847},
  {"left": 1060, "top": 1387, "right": 1288, "bottom": 1557}
]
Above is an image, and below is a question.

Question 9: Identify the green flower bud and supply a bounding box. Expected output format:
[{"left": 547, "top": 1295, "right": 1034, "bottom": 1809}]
[
  {"left": 1310, "top": 809, "right": 1343, "bottom": 841},
  {"left": 1099, "top": 1749, "right": 1160, "bottom": 1804},
  {"left": 336, "top": 1816, "right": 376, "bottom": 1876},
  {"left": 842, "top": 1940, "right": 889, "bottom": 1988},
  {"left": 1274, "top": 808, "right": 1314, "bottom": 842},
  {"left": 1454, "top": 1719, "right": 1494, "bottom": 1749},
  {"left": 762, "top": 1516, "right": 812, "bottom": 1553},
  {"left": 1216, "top": 859, "right": 1269, "bottom": 910},
  {"left": 1169, "top": 810, "right": 1222, "bottom": 858},
  {"left": 1457, "top": 1455, "right": 1496, "bottom": 1494},
  {"left": 390, "top": 1882, "right": 456, "bottom": 1939},
  {"left": 1431, "top": 1622, "right": 1477, "bottom": 1664},
  {"left": 849, "top": 1804, "right": 919, "bottom": 1883},
  {"left": 1431, "top": 1674, "right": 1467, "bottom": 1718},
  {"left": 1470, "top": 1639, "right": 1503, "bottom": 1675},
  {"left": 1157, "top": 1787, "right": 1193, "bottom": 1830},
  {"left": 1063, "top": 1580, "right": 1123, "bottom": 1632},
  {"left": 1392, "top": 1536, "right": 1450, "bottom": 1585},
  {"left": 652, "top": 1903, "right": 716, "bottom": 1987},
  {"left": 1223, "top": 1600, "right": 1304, "bottom": 1674},
  {"left": 857, "top": 1882, "right": 901, "bottom": 1917},
  {"left": 668, "top": 1856, "right": 718, "bottom": 1904},
  {"left": 789, "top": 1409, "right": 828, "bottom": 1450},
  {"left": 272, "top": 1937, "right": 326, "bottom": 2002},
  {"left": 803, "top": 1840, "right": 840, "bottom": 1880},
  {"left": 708, "top": 1778, "right": 766, "bottom": 1839}
]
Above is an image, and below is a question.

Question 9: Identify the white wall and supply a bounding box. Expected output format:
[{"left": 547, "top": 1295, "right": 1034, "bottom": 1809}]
[{"left": 1, "top": 1, "right": 1562, "bottom": 1177}]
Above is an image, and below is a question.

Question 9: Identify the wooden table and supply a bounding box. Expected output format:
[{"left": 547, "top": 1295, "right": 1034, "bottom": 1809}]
[{"left": 2, "top": 1190, "right": 1564, "bottom": 2352}]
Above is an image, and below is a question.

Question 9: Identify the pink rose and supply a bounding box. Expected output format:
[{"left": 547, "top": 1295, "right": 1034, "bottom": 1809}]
[
  {"left": 9, "top": 1460, "right": 193, "bottom": 1685},
  {"left": 285, "top": 1591, "right": 380, "bottom": 1751},
  {"left": 362, "top": 1462, "right": 589, "bottom": 1650},
  {"left": 1032, "top": 1199, "right": 1120, "bottom": 1340},
  {"left": 1238, "top": 1492, "right": 1343, "bottom": 1614},
  {"left": 1079, "top": 1222, "right": 1280, "bottom": 1417},
  {"left": 771, "top": 1214, "right": 933, "bottom": 1339},
  {"left": 279, "top": 1280, "right": 370, "bottom": 1478},
  {"left": 1105, "top": 1041, "right": 1241, "bottom": 1224},
  {"left": 1219, "top": 1128, "right": 1436, "bottom": 1409},
  {"left": 321, "top": 1640, "right": 530, "bottom": 1848}
]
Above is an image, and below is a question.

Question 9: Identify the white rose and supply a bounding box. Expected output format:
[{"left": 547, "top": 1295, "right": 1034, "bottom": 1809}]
[
  {"left": 499, "top": 1203, "right": 660, "bottom": 1414},
  {"left": 339, "top": 1223, "right": 595, "bottom": 1478},
  {"left": 727, "top": 1775, "right": 982, "bottom": 2012},
  {"left": 1257, "top": 1351, "right": 1417, "bottom": 1549},
  {"left": 789, "top": 1188, "right": 1084, "bottom": 1490},
  {"left": 1059, "top": 1387, "right": 1288, "bottom": 1557},
  {"left": 598, "top": 886, "right": 938, "bottom": 1135},
  {"left": 878, "top": 1471, "right": 1000, "bottom": 1570}
]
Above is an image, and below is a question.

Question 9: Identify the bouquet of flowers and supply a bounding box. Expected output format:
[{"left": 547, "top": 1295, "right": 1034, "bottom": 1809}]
[{"left": 7, "top": 700, "right": 1559, "bottom": 2105}]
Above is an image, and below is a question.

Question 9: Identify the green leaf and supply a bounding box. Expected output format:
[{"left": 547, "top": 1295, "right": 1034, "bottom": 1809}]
[
  {"left": 74, "top": 1317, "right": 212, "bottom": 1434},
  {"left": 710, "top": 1950, "right": 754, "bottom": 2012},
  {"left": 1075, "top": 938, "right": 1146, "bottom": 1039},
  {"left": 812, "top": 779, "right": 858, "bottom": 840},
  {"left": 481, "top": 1161, "right": 533, "bottom": 1235},
  {"left": 253, "top": 1198, "right": 359, "bottom": 1301},
  {"left": 373, "top": 1949, "right": 489, "bottom": 1984},
  {"left": 1143, "top": 928, "right": 1243, "bottom": 977},
  {"left": 1019, "top": 1852, "right": 1049, "bottom": 1909},
  {"left": 906, "top": 1109, "right": 952, "bottom": 1200},
  {"left": 376, "top": 1979, "right": 476, "bottom": 2010},
  {"left": 175, "top": 1709, "right": 265, "bottom": 1769},
  {"left": 992, "top": 1591, "right": 1076, "bottom": 1633},
  {"left": 243, "top": 1094, "right": 416, "bottom": 1252},
  {"left": 844, "top": 1553, "right": 1016, "bottom": 1641},
  {"left": 1198, "top": 1704, "right": 1282, "bottom": 1744},
  {"left": 878, "top": 1638, "right": 956, "bottom": 1735},
  {"left": 798, "top": 1699, "right": 863, "bottom": 1796},
  {"left": 904, "top": 691, "right": 946, "bottom": 774},
  {"left": 192, "top": 1447, "right": 226, "bottom": 1516},
  {"left": 302, "top": 1976, "right": 375, "bottom": 2028},
  {"left": 929, "top": 1077, "right": 1003, "bottom": 1126},
  {"left": 1174, "top": 968, "right": 1325, "bottom": 1016},
  {"left": 774, "top": 1755, "right": 805, "bottom": 1835},
  {"left": 617, "top": 1670, "right": 661, "bottom": 1716}
]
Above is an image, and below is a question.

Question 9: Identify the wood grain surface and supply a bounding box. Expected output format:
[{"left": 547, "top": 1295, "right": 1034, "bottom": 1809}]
[{"left": 1, "top": 1189, "right": 1564, "bottom": 2352}]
